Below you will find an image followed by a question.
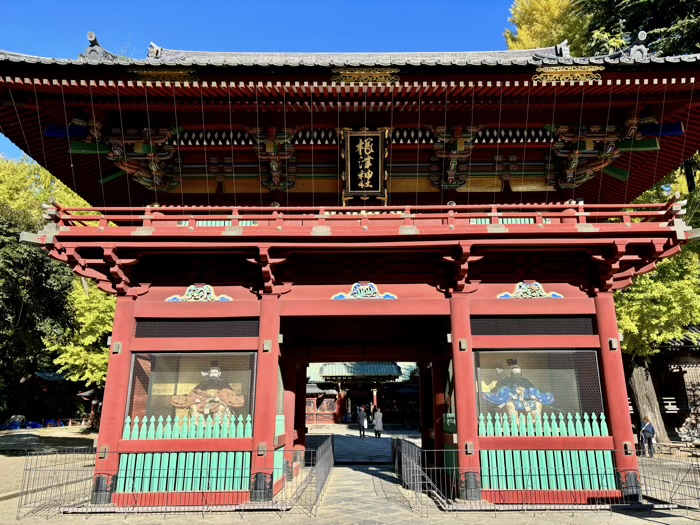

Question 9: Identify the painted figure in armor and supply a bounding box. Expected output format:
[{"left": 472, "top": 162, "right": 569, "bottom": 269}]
[
  {"left": 170, "top": 361, "right": 245, "bottom": 417},
  {"left": 483, "top": 359, "right": 554, "bottom": 419}
]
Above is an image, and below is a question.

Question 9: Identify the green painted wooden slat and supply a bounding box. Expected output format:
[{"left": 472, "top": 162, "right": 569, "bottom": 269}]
[
  {"left": 234, "top": 415, "right": 245, "bottom": 491},
  {"left": 567, "top": 414, "right": 582, "bottom": 490},
  {"left": 236, "top": 415, "right": 244, "bottom": 438},
  {"left": 494, "top": 415, "right": 505, "bottom": 489},
  {"left": 526, "top": 416, "right": 540, "bottom": 490},
  {"left": 211, "top": 452, "right": 221, "bottom": 492},
  {"left": 591, "top": 413, "right": 606, "bottom": 489},
  {"left": 143, "top": 453, "right": 153, "bottom": 493},
  {"left": 226, "top": 452, "right": 235, "bottom": 491},
  {"left": 122, "top": 416, "right": 132, "bottom": 440},
  {"left": 233, "top": 452, "right": 242, "bottom": 491},
  {"left": 217, "top": 453, "right": 226, "bottom": 492},
  {"left": 503, "top": 416, "right": 515, "bottom": 489},
  {"left": 534, "top": 415, "right": 547, "bottom": 490},
  {"left": 151, "top": 416, "right": 164, "bottom": 490},
  {"left": 176, "top": 453, "right": 186, "bottom": 492},
  {"left": 486, "top": 414, "right": 497, "bottom": 490},
  {"left": 242, "top": 452, "right": 251, "bottom": 491},
  {"left": 138, "top": 418, "right": 148, "bottom": 440},
  {"left": 550, "top": 417, "right": 564, "bottom": 490},
  {"left": 168, "top": 453, "right": 178, "bottom": 492},
  {"left": 480, "top": 450, "right": 489, "bottom": 490},
  {"left": 478, "top": 414, "right": 489, "bottom": 489},
  {"left": 116, "top": 454, "right": 128, "bottom": 493},
  {"left": 164, "top": 416, "right": 173, "bottom": 439},
  {"left": 172, "top": 417, "right": 181, "bottom": 439},
  {"left": 599, "top": 414, "right": 616, "bottom": 489},
  {"left": 583, "top": 414, "right": 599, "bottom": 490},
  {"left": 201, "top": 452, "right": 211, "bottom": 491},
  {"left": 125, "top": 453, "right": 136, "bottom": 493},
  {"left": 274, "top": 447, "right": 285, "bottom": 482},
  {"left": 158, "top": 453, "right": 169, "bottom": 492},
  {"left": 147, "top": 416, "right": 156, "bottom": 439},
  {"left": 134, "top": 453, "right": 145, "bottom": 493},
  {"left": 541, "top": 414, "right": 555, "bottom": 490},
  {"left": 142, "top": 417, "right": 156, "bottom": 491},
  {"left": 130, "top": 416, "right": 140, "bottom": 441},
  {"left": 184, "top": 452, "right": 195, "bottom": 492},
  {"left": 151, "top": 452, "right": 160, "bottom": 492},
  {"left": 244, "top": 415, "right": 253, "bottom": 437},
  {"left": 510, "top": 414, "right": 523, "bottom": 490},
  {"left": 189, "top": 416, "right": 197, "bottom": 439},
  {"left": 559, "top": 414, "right": 574, "bottom": 490},
  {"left": 221, "top": 416, "right": 230, "bottom": 438},
  {"left": 193, "top": 453, "right": 203, "bottom": 492},
  {"left": 575, "top": 414, "right": 591, "bottom": 490},
  {"left": 213, "top": 415, "right": 221, "bottom": 439}
]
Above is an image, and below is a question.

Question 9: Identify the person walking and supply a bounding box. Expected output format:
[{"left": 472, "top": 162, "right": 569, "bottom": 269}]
[
  {"left": 358, "top": 405, "right": 368, "bottom": 438},
  {"left": 373, "top": 407, "right": 384, "bottom": 438},
  {"left": 641, "top": 416, "right": 656, "bottom": 458}
]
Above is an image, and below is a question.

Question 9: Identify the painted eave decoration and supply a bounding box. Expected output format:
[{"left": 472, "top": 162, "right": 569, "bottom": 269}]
[
  {"left": 166, "top": 284, "right": 233, "bottom": 302},
  {"left": 497, "top": 282, "right": 564, "bottom": 299},
  {"left": 332, "top": 282, "right": 398, "bottom": 300}
]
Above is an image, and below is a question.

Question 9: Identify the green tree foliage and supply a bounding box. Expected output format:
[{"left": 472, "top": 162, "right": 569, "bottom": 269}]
[
  {"left": 0, "top": 157, "right": 115, "bottom": 389},
  {"left": 507, "top": 0, "right": 700, "bottom": 56},
  {"left": 504, "top": 0, "right": 590, "bottom": 55},
  {"left": 0, "top": 202, "right": 74, "bottom": 416},
  {"left": 614, "top": 168, "right": 700, "bottom": 358},
  {"left": 577, "top": 0, "right": 700, "bottom": 56},
  {"left": 45, "top": 280, "right": 114, "bottom": 386}
]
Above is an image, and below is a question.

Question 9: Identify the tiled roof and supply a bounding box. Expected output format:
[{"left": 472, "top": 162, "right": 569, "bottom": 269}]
[
  {"left": 306, "top": 383, "right": 338, "bottom": 395},
  {"left": 319, "top": 362, "right": 401, "bottom": 379},
  {"left": 660, "top": 326, "right": 700, "bottom": 349},
  {"left": 307, "top": 363, "right": 324, "bottom": 383},
  {"left": 2, "top": 33, "right": 699, "bottom": 68}
]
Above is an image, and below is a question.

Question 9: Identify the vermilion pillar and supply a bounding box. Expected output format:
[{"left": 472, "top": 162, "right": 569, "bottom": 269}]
[
  {"left": 94, "top": 296, "right": 136, "bottom": 492},
  {"left": 283, "top": 360, "right": 297, "bottom": 475},
  {"left": 251, "top": 294, "right": 281, "bottom": 499},
  {"left": 449, "top": 293, "right": 481, "bottom": 500},
  {"left": 594, "top": 292, "right": 640, "bottom": 496}
]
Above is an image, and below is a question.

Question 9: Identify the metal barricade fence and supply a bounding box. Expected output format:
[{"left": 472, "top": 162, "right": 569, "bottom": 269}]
[
  {"left": 392, "top": 438, "right": 700, "bottom": 514},
  {"left": 17, "top": 437, "right": 334, "bottom": 520}
]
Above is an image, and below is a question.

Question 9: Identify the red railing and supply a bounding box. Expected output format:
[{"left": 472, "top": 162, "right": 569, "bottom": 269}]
[{"left": 46, "top": 201, "right": 685, "bottom": 236}]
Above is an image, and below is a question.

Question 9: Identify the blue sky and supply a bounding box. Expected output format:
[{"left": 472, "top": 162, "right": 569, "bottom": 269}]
[{"left": 0, "top": 0, "right": 515, "bottom": 159}]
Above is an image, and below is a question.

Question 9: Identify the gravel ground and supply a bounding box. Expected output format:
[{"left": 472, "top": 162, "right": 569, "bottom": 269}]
[{"left": 0, "top": 427, "right": 97, "bottom": 495}]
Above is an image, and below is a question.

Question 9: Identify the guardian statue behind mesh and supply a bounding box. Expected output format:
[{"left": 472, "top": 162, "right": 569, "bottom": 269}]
[{"left": 170, "top": 361, "right": 245, "bottom": 417}]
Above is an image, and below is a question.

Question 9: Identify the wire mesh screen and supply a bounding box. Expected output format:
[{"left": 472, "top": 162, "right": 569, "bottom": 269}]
[
  {"left": 474, "top": 350, "right": 604, "bottom": 419},
  {"left": 470, "top": 316, "right": 596, "bottom": 336},
  {"left": 135, "top": 319, "right": 260, "bottom": 338},
  {"left": 127, "top": 353, "right": 257, "bottom": 422}
]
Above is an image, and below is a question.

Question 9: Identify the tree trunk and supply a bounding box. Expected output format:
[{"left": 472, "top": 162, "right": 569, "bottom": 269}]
[{"left": 629, "top": 362, "right": 670, "bottom": 443}]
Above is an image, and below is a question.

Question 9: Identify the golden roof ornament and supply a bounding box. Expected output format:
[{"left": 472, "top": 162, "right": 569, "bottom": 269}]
[
  {"left": 332, "top": 68, "right": 400, "bottom": 83},
  {"left": 532, "top": 65, "right": 605, "bottom": 84}
]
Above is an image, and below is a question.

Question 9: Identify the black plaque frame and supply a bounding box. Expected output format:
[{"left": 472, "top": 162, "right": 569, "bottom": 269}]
[{"left": 341, "top": 129, "right": 388, "bottom": 203}]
